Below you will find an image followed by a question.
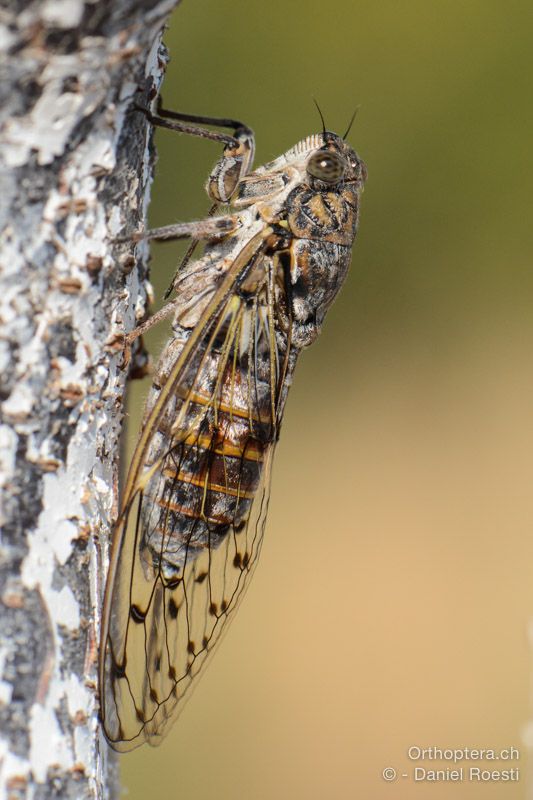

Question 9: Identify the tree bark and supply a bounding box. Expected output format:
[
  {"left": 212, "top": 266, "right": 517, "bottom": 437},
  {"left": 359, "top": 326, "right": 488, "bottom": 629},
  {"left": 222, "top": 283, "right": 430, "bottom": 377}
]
[{"left": 0, "top": 1, "right": 180, "bottom": 796}]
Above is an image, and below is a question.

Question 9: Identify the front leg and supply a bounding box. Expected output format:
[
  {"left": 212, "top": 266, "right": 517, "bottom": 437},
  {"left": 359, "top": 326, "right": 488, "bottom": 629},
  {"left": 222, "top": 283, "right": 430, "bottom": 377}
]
[{"left": 134, "top": 101, "right": 256, "bottom": 203}]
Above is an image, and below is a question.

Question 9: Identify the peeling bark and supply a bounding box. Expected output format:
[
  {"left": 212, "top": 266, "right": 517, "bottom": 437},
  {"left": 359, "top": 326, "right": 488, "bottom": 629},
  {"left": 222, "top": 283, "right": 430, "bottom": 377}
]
[{"left": 0, "top": 1, "right": 180, "bottom": 796}]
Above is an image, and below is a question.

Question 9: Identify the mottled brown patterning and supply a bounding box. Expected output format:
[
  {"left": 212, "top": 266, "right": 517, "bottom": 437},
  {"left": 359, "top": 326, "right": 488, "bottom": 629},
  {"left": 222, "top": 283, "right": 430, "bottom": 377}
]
[{"left": 99, "top": 103, "right": 367, "bottom": 751}]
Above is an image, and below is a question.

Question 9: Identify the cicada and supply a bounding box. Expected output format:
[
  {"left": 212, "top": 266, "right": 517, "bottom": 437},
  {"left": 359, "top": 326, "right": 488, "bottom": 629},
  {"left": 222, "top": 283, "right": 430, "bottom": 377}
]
[{"left": 100, "top": 102, "right": 367, "bottom": 751}]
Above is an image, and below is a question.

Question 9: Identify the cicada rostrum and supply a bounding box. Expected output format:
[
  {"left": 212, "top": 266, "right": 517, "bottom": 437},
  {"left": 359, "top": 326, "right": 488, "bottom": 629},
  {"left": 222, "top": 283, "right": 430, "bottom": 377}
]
[{"left": 99, "top": 102, "right": 367, "bottom": 750}]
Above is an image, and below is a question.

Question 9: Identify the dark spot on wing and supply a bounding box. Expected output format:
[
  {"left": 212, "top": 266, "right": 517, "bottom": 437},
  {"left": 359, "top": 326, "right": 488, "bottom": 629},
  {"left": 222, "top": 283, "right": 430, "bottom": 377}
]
[
  {"left": 112, "top": 660, "right": 126, "bottom": 679},
  {"left": 130, "top": 604, "right": 146, "bottom": 623},
  {"left": 168, "top": 597, "right": 179, "bottom": 619}
]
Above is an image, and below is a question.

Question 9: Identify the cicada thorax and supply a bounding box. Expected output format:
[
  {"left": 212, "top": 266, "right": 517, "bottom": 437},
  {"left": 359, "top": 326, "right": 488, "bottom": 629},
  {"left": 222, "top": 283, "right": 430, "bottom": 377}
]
[
  {"left": 276, "top": 182, "right": 361, "bottom": 348},
  {"left": 287, "top": 184, "right": 359, "bottom": 246}
]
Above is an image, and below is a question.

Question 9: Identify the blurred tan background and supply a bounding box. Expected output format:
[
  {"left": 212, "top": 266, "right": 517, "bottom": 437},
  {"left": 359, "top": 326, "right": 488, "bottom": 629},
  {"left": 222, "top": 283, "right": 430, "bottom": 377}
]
[{"left": 122, "top": 0, "right": 533, "bottom": 797}]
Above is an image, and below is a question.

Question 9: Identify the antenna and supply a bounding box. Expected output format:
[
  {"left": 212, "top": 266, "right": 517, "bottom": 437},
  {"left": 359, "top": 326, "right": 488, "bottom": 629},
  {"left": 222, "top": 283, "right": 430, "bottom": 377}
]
[
  {"left": 343, "top": 106, "right": 360, "bottom": 140},
  {"left": 312, "top": 98, "right": 327, "bottom": 135}
]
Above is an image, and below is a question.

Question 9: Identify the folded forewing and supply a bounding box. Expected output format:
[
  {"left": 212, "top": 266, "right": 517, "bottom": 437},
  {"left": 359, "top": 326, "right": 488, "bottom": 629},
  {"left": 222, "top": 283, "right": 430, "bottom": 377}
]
[{"left": 100, "top": 238, "right": 289, "bottom": 750}]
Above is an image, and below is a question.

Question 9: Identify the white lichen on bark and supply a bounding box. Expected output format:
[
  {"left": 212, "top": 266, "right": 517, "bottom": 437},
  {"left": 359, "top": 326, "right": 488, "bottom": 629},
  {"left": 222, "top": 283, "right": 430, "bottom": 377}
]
[{"left": 0, "top": 0, "right": 180, "bottom": 796}]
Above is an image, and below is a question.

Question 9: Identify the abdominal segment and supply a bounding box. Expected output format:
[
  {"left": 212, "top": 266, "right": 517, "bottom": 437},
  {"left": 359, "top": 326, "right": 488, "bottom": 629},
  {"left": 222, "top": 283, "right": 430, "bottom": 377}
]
[{"left": 138, "top": 318, "right": 278, "bottom": 582}]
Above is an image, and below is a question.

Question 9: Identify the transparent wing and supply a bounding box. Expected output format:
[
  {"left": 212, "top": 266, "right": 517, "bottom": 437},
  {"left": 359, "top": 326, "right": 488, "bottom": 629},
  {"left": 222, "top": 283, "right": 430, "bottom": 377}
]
[{"left": 100, "top": 233, "right": 291, "bottom": 750}]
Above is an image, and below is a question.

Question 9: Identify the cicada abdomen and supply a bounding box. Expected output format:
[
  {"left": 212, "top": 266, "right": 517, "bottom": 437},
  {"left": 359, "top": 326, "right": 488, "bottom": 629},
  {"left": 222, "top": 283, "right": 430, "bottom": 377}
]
[{"left": 100, "top": 107, "right": 366, "bottom": 750}]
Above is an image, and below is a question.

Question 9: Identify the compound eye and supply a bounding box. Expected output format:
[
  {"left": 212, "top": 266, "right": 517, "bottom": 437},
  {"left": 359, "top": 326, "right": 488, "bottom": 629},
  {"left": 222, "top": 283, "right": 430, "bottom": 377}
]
[{"left": 306, "top": 151, "right": 346, "bottom": 183}]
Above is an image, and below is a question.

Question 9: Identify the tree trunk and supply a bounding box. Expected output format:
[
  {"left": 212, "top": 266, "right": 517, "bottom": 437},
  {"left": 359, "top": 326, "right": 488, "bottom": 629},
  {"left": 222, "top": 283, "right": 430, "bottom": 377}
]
[{"left": 0, "top": 1, "right": 180, "bottom": 796}]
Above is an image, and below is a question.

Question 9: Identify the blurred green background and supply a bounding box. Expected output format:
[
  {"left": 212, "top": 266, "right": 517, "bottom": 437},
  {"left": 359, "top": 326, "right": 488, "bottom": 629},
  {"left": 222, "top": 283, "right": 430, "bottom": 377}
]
[{"left": 122, "top": 0, "right": 533, "bottom": 797}]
